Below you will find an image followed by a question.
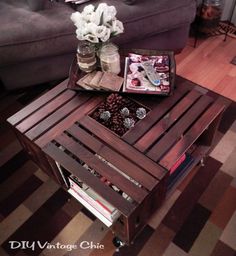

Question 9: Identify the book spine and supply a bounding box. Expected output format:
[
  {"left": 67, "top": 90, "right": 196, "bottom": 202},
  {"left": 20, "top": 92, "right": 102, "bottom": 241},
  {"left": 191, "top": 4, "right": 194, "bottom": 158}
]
[
  {"left": 68, "top": 178, "right": 119, "bottom": 221},
  {"left": 170, "top": 154, "right": 186, "bottom": 175}
]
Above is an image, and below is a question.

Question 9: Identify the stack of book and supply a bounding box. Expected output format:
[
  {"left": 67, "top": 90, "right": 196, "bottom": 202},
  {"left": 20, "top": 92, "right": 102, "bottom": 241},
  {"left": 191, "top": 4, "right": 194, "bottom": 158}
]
[
  {"left": 68, "top": 174, "right": 120, "bottom": 227},
  {"left": 167, "top": 153, "right": 194, "bottom": 190}
]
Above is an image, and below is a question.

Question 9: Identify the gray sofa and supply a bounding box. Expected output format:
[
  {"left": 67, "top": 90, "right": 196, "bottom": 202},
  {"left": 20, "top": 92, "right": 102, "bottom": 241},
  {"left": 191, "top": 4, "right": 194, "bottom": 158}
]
[{"left": 0, "top": 0, "right": 196, "bottom": 90}]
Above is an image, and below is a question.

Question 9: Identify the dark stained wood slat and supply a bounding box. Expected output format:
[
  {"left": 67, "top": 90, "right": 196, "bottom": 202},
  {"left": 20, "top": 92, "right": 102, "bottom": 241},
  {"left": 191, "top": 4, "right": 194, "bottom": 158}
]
[
  {"left": 128, "top": 94, "right": 164, "bottom": 109},
  {"left": 55, "top": 133, "right": 148, "bottom": 203},
  {"left": 35, "top": 96, "right": 105, "bottom": 148},
  {"left": 16, "top": 90, "right": 76, "bottom": 133},
  {"left": 160, "top": 100, "right": 226, "bottom": 170},
  {"left": 43, "top": 142, "right": 135, "bottom": 216},
  {"left": 134, "top": 90, "right": 202, "bottom": 152},
  {"left": 7, "top": 80, "right": 68, "bottom": 126},
  {"left": 147, "top": 95, "right": 213, "bottom": 162},
  {"left": 122, "top": 86, "right": 190, "bottom": 145},
  {"left": 79, "top": 116, "right": 167, "bottom": 180},
  {"left": 67, "top": 125, "right": 157, "bottom": 190},
  {"left": 25, "top": 94, "right": 91, "bottom": 141}
]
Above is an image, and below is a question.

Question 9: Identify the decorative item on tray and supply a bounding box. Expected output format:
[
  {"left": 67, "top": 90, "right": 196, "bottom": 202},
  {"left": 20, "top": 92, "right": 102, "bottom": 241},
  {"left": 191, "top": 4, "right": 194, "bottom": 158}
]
[
  {"left": 90, "top": 94, "right": 149, "bottom": 136},
  {"left": 77, "top": 71, "right": 124, "bottom": 91},
  {"left": 100, "top": 43, "right": 121, "bottom": 74},
  {"left": 70, "top": 3, "right": 124, "bottom": 72},
  {"left": 123, "top": 53, "right": 172, "bottom": 95},
  {"left": 76, "top": 40, "right": 96, "bottom": 73},
  {"left": 67, "top": 49, "right": 175, "bottom": 95}
]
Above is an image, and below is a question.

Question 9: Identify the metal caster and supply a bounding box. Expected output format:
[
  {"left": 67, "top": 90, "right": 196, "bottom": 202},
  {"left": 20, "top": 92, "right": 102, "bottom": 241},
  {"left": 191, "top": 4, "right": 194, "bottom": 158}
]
[
  {"left": 200, "top": 158, "right": 205, "bottom": 167},
  {"left": 112, "top": 237, "right": 125, "bottom": 252}
]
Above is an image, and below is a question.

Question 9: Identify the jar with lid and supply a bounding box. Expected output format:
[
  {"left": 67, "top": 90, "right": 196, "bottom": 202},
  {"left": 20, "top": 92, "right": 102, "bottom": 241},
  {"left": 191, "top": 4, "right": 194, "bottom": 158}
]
[
  {"left": 99, "top": 43, "right": 121, "bottom": 75},
  {"left": 198, "top": 0, "right": 223, "bottom": 33},
  {"left": 76, "top": 41, "right": 97, "bottom": 73}
]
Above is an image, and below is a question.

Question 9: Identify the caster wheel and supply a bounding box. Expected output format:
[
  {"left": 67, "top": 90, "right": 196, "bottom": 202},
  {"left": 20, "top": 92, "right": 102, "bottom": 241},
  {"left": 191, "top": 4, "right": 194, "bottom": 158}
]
[{"left": 112, "top": 237, "right": 124, "bottom": 248}]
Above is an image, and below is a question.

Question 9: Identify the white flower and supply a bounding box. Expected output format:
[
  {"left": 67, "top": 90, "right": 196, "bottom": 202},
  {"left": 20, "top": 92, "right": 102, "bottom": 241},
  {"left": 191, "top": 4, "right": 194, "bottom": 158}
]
[
  {"left": 90, "top": 11, "right": 101, "bottom": 26},
  {"left": 70, "top": 3, "right": 123, "bottom": 44},
  {"left": 81, "top": 4, "right": 95, "bottom": 22},
  {"left": 83, "top": 34, "right": 99, "bottom": 43},
  {"left": 103, "top": 6, "right": 117, "bottom": 23},
  {"left": 74, "top": 19, "right": 87, "bottom": 30},
  {"left": 83, "top": 4, "right": 95, "bottom": 14},
  {"left": 86, "top": 23, "right": 98, "bottom": 34},
  {"left": 112, "top": 19, "right": 124, "bottom": 35},
  {"left": 100, "top": 27, "right": 111, "bottom": 42},
  {"left": 70, "top": 12, "right": 82, "bottom": 24},
  {"left": 93, "top": 25, "right": 107, "bottom": 38},
  {"left": 76, "top": 29, "right": 85, "bottom": 41},
  {"left": 94, "top": 3, "right": 108, "bottom": 25},
  {"left": 96, "top": 3, "right": 108, "bottom": 15}
]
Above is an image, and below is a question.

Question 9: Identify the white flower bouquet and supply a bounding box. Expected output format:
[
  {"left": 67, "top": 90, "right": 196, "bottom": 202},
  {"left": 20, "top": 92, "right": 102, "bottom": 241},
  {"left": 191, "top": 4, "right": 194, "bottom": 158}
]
[{"left": 70, "top": 3, "right": 124, "bottom": 44}]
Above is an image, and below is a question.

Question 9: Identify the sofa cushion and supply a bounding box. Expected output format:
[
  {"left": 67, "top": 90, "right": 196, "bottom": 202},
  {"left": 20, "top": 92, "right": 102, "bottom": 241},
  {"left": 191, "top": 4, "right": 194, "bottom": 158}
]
[
  {"left": 108, "top": 0, "right": 196, "bottom": 45},
  {"left": 0, "top": 0, "right": 196, "bottom": 67},
  {"left": 0, "top": 0, "right": 77, "bottom": 66},
  {"left": 75, "top": 0, "right": 196, "bottom": 45},
  {"left": 27, "top": 0, "right": 44, "bottom": 11}
]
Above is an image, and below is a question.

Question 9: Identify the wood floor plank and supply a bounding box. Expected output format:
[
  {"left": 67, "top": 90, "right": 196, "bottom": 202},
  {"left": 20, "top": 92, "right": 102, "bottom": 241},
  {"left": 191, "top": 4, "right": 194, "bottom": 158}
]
[{"left": 176, "top": 36, "right": 236, "bottom": 101}]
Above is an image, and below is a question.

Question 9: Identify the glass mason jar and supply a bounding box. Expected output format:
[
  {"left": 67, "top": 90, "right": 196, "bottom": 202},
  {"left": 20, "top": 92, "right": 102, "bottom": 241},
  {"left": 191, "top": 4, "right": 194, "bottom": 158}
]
[
  {"left": 198, "top": 0, "right": 223, "bottom": 33},
  {"left": 76, "top": 41, "right": 97, "bottom": 73},
  {"left": 99, "top": 43, "right": 121, "bottom": 75}
]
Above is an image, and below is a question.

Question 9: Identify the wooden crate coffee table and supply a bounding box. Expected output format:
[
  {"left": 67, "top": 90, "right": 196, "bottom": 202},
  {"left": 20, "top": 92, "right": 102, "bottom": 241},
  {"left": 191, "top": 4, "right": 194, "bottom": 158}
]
[{"left": 7, "top": 76, "right": 228, "bottom": 245}]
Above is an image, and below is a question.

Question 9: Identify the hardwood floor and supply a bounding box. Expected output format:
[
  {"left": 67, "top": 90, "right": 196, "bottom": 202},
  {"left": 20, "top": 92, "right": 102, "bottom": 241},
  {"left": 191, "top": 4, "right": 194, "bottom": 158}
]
[{"left": 176, "top": 35, "right": 236, "bottom": 101}]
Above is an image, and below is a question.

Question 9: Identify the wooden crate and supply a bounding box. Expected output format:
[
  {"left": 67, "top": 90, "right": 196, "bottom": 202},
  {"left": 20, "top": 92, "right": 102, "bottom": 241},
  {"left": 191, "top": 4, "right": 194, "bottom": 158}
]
[{"left": 7, "top": 76, "right": 229, "bottom": 244}]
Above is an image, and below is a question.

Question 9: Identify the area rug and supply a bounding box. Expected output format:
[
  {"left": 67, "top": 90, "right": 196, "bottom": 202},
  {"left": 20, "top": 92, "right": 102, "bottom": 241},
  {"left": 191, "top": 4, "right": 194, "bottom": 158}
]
[{"left": 0, "top": 84, "right": 236, "bottom": 256}]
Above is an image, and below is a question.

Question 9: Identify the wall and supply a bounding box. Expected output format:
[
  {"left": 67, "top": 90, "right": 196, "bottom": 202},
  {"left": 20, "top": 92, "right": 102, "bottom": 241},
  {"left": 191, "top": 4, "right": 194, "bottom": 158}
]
[{"left": 222, "top": 0, "right": 236, "bottom": 25}]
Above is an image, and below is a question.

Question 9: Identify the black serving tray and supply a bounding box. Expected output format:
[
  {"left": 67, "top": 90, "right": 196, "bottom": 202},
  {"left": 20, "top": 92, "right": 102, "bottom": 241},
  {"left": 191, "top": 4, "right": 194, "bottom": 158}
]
[{"left": 67, "top": 48, "right": 176, "bottom": 96}]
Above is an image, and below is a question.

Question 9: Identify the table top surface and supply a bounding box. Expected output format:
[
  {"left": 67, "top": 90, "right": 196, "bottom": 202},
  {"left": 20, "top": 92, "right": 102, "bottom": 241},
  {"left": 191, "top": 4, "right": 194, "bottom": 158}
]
[{"left": 7, "top": 76, "right": 230, "bottom": 216}]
